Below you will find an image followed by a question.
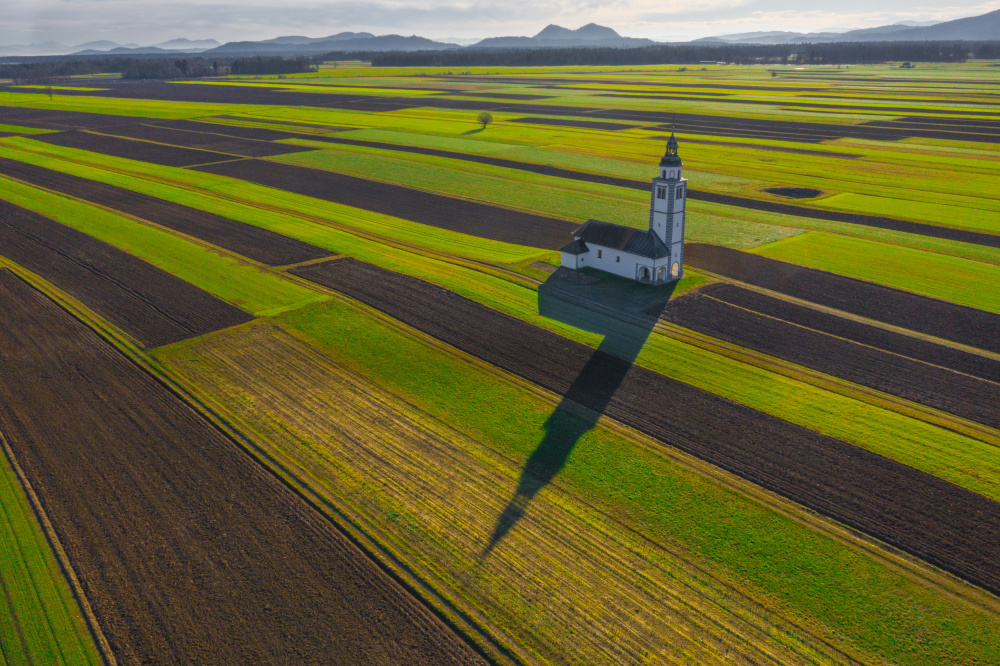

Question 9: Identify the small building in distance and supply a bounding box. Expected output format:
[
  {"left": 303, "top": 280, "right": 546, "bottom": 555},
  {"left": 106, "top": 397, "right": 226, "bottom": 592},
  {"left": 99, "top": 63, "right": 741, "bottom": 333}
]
[{"left": 559, "top": 134, "right": 686, "bottom": 284}]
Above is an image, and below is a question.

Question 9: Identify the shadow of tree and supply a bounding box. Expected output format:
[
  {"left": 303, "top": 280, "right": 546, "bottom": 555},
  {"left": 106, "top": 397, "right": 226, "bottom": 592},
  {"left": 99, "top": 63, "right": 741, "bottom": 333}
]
[{"left": 484, "top": 272, "right": 674, "bottom": 554}]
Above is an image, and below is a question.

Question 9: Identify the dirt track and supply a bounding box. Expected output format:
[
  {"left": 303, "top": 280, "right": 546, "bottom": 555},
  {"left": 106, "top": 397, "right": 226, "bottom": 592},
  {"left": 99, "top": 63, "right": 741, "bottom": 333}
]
[
  {"left": 0, "top": 200, "right": 252, "bottom": 346},
  {"left": 0, "top": 268, "right": 486, "bottom": 666},
  {"left": 291, "top": 257, "right": 1000, "bottom": 596},
  {"left": 197, "top": 158, "right": 578, "bottom": 249},
  {"left": 705, "top": 283, "right": 1000, "bottom": 384},
  {"left": 685, "top": 243, "right": 1000, "bottom": 354},
  {"left": 662, "top": 287, "right": 1000, "bottom": 428},
  {"left": 0, "top": 157, "right": 333, "bottom": 266}
]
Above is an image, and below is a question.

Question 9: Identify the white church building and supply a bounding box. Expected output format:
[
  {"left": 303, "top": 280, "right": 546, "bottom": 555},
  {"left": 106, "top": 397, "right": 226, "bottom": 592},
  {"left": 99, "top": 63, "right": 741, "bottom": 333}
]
[{"left": 560, "top": 134, "right": 686, "bottom": 284}]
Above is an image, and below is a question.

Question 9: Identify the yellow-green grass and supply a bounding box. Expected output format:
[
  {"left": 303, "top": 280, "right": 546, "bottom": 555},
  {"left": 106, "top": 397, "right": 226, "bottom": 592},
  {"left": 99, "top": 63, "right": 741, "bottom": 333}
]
[
  {"left": 272, "top": 140, "right": 801, "bottom": 248},
  {"left": 273, "top": 296, "right": 1000, "bottom": 666},
  {"left": 2, "top": 139, "right": 996, "bottom": 504},
  {"left": 270, "top": 137, "right": 1000, "bottom": 262},
  {"left": 0, "top": 138, "right": 545, "bottom": 265},
  {"left": 815, "top": 192, "right": 1000, "bottom": 233},
  {"left": 0, "top": 450, "right": 102, "bottom": 665},
  {"left": 754, "top": 232, "right": 1000, "bottom": 314},
  {"left": 0, "top": 177, "right": 326, "bottom": 317},
  {"left": 0, "top": 124, "right": 56, "bottom": 135}
]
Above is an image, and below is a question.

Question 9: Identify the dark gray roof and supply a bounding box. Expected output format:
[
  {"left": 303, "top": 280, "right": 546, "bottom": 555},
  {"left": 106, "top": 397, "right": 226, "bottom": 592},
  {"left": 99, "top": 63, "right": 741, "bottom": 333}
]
[
  {"left": 559, "top": 238, "right": 589, "bottom": 255},
  {"left": 572, "top": 219, "right": 671, "bottom": 260},
  {"left": 659, "top": 133, "right": 682, "bottom": 168}
]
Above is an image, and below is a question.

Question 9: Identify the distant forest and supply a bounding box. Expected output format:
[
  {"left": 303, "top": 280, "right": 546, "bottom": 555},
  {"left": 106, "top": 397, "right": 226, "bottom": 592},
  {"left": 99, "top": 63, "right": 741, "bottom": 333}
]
[
  {"left": 369, "top": 41, "right": 1000, "bottom": 66},
  {"left": 0, "top": 55, "right": 314, "bottom": 84},
  {"left": 2, "top": 41, "right": 998, "bottom": 85}
]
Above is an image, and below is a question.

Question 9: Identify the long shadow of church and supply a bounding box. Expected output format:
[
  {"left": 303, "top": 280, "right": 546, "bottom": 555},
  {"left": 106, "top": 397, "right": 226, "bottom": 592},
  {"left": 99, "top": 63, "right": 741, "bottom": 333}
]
[{"left": 484, "top": 270, "right": 675, "bottom": 554}]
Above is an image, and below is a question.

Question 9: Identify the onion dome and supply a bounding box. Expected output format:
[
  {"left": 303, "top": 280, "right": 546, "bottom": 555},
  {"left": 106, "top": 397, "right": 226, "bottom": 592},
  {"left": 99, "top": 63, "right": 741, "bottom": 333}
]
[{"left": 659, "top": 133, "right": 682, "bottom": 167}]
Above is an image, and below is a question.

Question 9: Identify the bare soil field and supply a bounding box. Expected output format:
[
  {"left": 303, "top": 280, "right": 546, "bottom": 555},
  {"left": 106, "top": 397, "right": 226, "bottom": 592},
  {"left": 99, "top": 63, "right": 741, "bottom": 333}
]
[
  {"left": 0, "top": 157, "right": 333, "bottom": 266},
  {"left": 0, "top": 105, "right": 140, "bottom": 131},
  {"left": 705, "top": 283, "right": 1000, "bottom": 384},
  {"left": 197, "top": 158, "right": 578, "bottom": 249},
  {"left": 0, "top": 200, "right": 252, "bottom": 346},
  {"left": 685, "top": 243, "right": 1000, "bottom": 354},
  {"left": 289, "top": 134, "right": 1000, "bottom": 249},
  {"left": 507, "top": 117, "right": 639, "bottom": 131},
  {"left": 291, "top": 257, "right": 1000, "bottom": 596},
  {"left": 662, "top": 290, "right": 1000, "bottom": 429},
  {"left": 0, "top": 268, "right": 486, "bottom": 666},
  {"left": 156, "top": 118, "right": 310, "bottom": 141},
  {"left": 96, "top": 122, "right": 319, "bottom": 158},
  {"left": 34, "top": 129, "right": 232, "bottom": 167}
]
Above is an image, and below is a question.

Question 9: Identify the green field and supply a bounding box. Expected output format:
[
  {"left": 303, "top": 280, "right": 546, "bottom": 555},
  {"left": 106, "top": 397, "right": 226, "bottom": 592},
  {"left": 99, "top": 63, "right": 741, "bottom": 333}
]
[
  {"left": 2, "top": 60, "right": 1000, "bottom": 665},
  {"left": 0, "top": 450, "right": 101, "bottom": 665}
]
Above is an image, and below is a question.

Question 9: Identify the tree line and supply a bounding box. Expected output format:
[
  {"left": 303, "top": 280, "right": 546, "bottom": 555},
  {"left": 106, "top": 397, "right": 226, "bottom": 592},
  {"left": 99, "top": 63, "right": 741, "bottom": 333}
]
[
  {"left": 367, "top": 41, "right": 1000, "bottom": 67},
  {"left": 0, "top": 55, "right": 316, "bottom": 84}
]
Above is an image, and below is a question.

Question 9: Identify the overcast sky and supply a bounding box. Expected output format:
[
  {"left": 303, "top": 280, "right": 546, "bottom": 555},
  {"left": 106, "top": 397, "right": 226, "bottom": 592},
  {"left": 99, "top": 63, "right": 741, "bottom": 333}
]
[{"left": 4, "top": 0, "right": 999, "bottom": 46}]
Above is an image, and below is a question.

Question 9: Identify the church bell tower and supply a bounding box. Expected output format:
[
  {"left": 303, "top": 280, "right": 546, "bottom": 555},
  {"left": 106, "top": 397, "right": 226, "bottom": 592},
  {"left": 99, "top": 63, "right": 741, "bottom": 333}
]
[{"left": 648, "top": 133, "right": 686, "bottom": 279}]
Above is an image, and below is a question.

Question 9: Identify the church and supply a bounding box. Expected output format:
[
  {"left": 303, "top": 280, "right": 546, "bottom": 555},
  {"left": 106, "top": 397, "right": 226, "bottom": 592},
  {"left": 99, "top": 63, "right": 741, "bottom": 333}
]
[{"left": 559, "top": 134, "right": 686, "bottom": 284}]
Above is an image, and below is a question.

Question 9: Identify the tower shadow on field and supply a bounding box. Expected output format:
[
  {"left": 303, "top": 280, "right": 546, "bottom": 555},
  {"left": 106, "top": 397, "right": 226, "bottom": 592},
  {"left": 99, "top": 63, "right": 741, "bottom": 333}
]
[{"left": 484, "top": 268, "right": 675, "bottom": 555}]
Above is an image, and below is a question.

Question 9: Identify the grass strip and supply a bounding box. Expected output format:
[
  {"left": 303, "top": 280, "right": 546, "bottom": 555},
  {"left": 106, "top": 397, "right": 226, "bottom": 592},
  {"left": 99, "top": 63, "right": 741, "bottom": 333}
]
[
  {"left": 0, "top": 444, "right": 102, "bottom": 665},
  {"left": 0, "top": 177, "right": 326, "bottom": 316},
  {"left": 754, "top": 232, "right": 1000, "bottom": 314},
  {"left": 274, "top": 296, "right": 1000, "bottom": 666}
]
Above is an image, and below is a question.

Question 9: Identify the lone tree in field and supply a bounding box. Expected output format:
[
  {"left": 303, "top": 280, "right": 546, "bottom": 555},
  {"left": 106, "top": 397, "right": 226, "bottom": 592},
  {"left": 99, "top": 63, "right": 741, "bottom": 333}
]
[{"left": 478, "top": 111, "right": 493, "bottom": 129}]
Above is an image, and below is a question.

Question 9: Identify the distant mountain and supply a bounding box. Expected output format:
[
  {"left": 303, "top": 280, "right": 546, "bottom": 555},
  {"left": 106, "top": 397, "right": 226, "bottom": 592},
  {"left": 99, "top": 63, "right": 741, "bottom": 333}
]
[
  {"left": 701, "top": 8, "right": 1000, "bottom": 44},
  {"left": 71, "top": 46, "right": 173, "bottom": 56},
  {"left": 152, "top": 38, "right": 220, "bottom": 50},
  {"left": 205, "top": 33, "right": 457, "bottom": 54},
  {"left": 259, "top": 32, "right": 375, "bottom": 45},
  {"left": 72, "top": 40, "right": 122, "bottom": 51},
  {"left": 473, "top": 23, "right": 655, "bottom": 48}
]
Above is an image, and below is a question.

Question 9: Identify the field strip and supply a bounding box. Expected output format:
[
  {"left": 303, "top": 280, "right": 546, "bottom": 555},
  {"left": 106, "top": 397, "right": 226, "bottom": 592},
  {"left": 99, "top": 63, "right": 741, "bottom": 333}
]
[
  {"left": 699, "top": 289, "right": 1000, "bottom": 384},
  {"left": 273, "top": 133, "right": 1000, "bottom": 249},
  {"left": 691, "top": 267, "right": 1000, "bottom": 364},
  {"left": 156, "top": 321, "right": 872, "bottom": 666},
  {"left": 541, "top": 280, "right": 1000, "bottom": 448},
  {"left": 3, "top": 140, "right": 996, "bottom": 478},
  {"left": 0, "top": 266, "right": 487, "bottom": 664},
  {"left": 294, "top": 258, "right": 1000, "bottom": 594},
  {"left": 252, "top": 272, "right": 1000, "bottom": 616},
  {"left": 0, "top": 262, "right": 509, "bottom": 664},
  {"left": 23, "top": 243, "right": 997, "bottom": 664},
  {"left": 0, "top": 432, "right": 115, "bottom": 666}
]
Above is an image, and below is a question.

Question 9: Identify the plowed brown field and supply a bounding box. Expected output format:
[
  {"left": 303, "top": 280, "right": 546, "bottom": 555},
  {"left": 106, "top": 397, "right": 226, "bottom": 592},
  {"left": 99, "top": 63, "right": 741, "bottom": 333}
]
[
  {"left": 34, "top": 130, "right": 232, "bottom": 167},
  {"left": 197, "top": 158, "right": 577, "bottom": 249},
  {"left": 291, "top": 257, "right": 1000, "bottom": 596},
  {"left": 661, "top": 289, "right": 1000, "bottom": 428},
  {"left": 96, "top": 122, "right": 319, "bottom": 158},
  {"left": 704, "top": 283, "right": 1000, "bottom": 384},
  {"left": 0, "top": 200, "right": 252, "bottom": 346},
  {"left": 685, "top": 243, "right": 1000, "bottom": 354},
  {"left": 0, "top": 157, "right": 333, "bottom": 266},
  {"left": 0, "top": 268, "right": 486, "bottom": 666}
]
